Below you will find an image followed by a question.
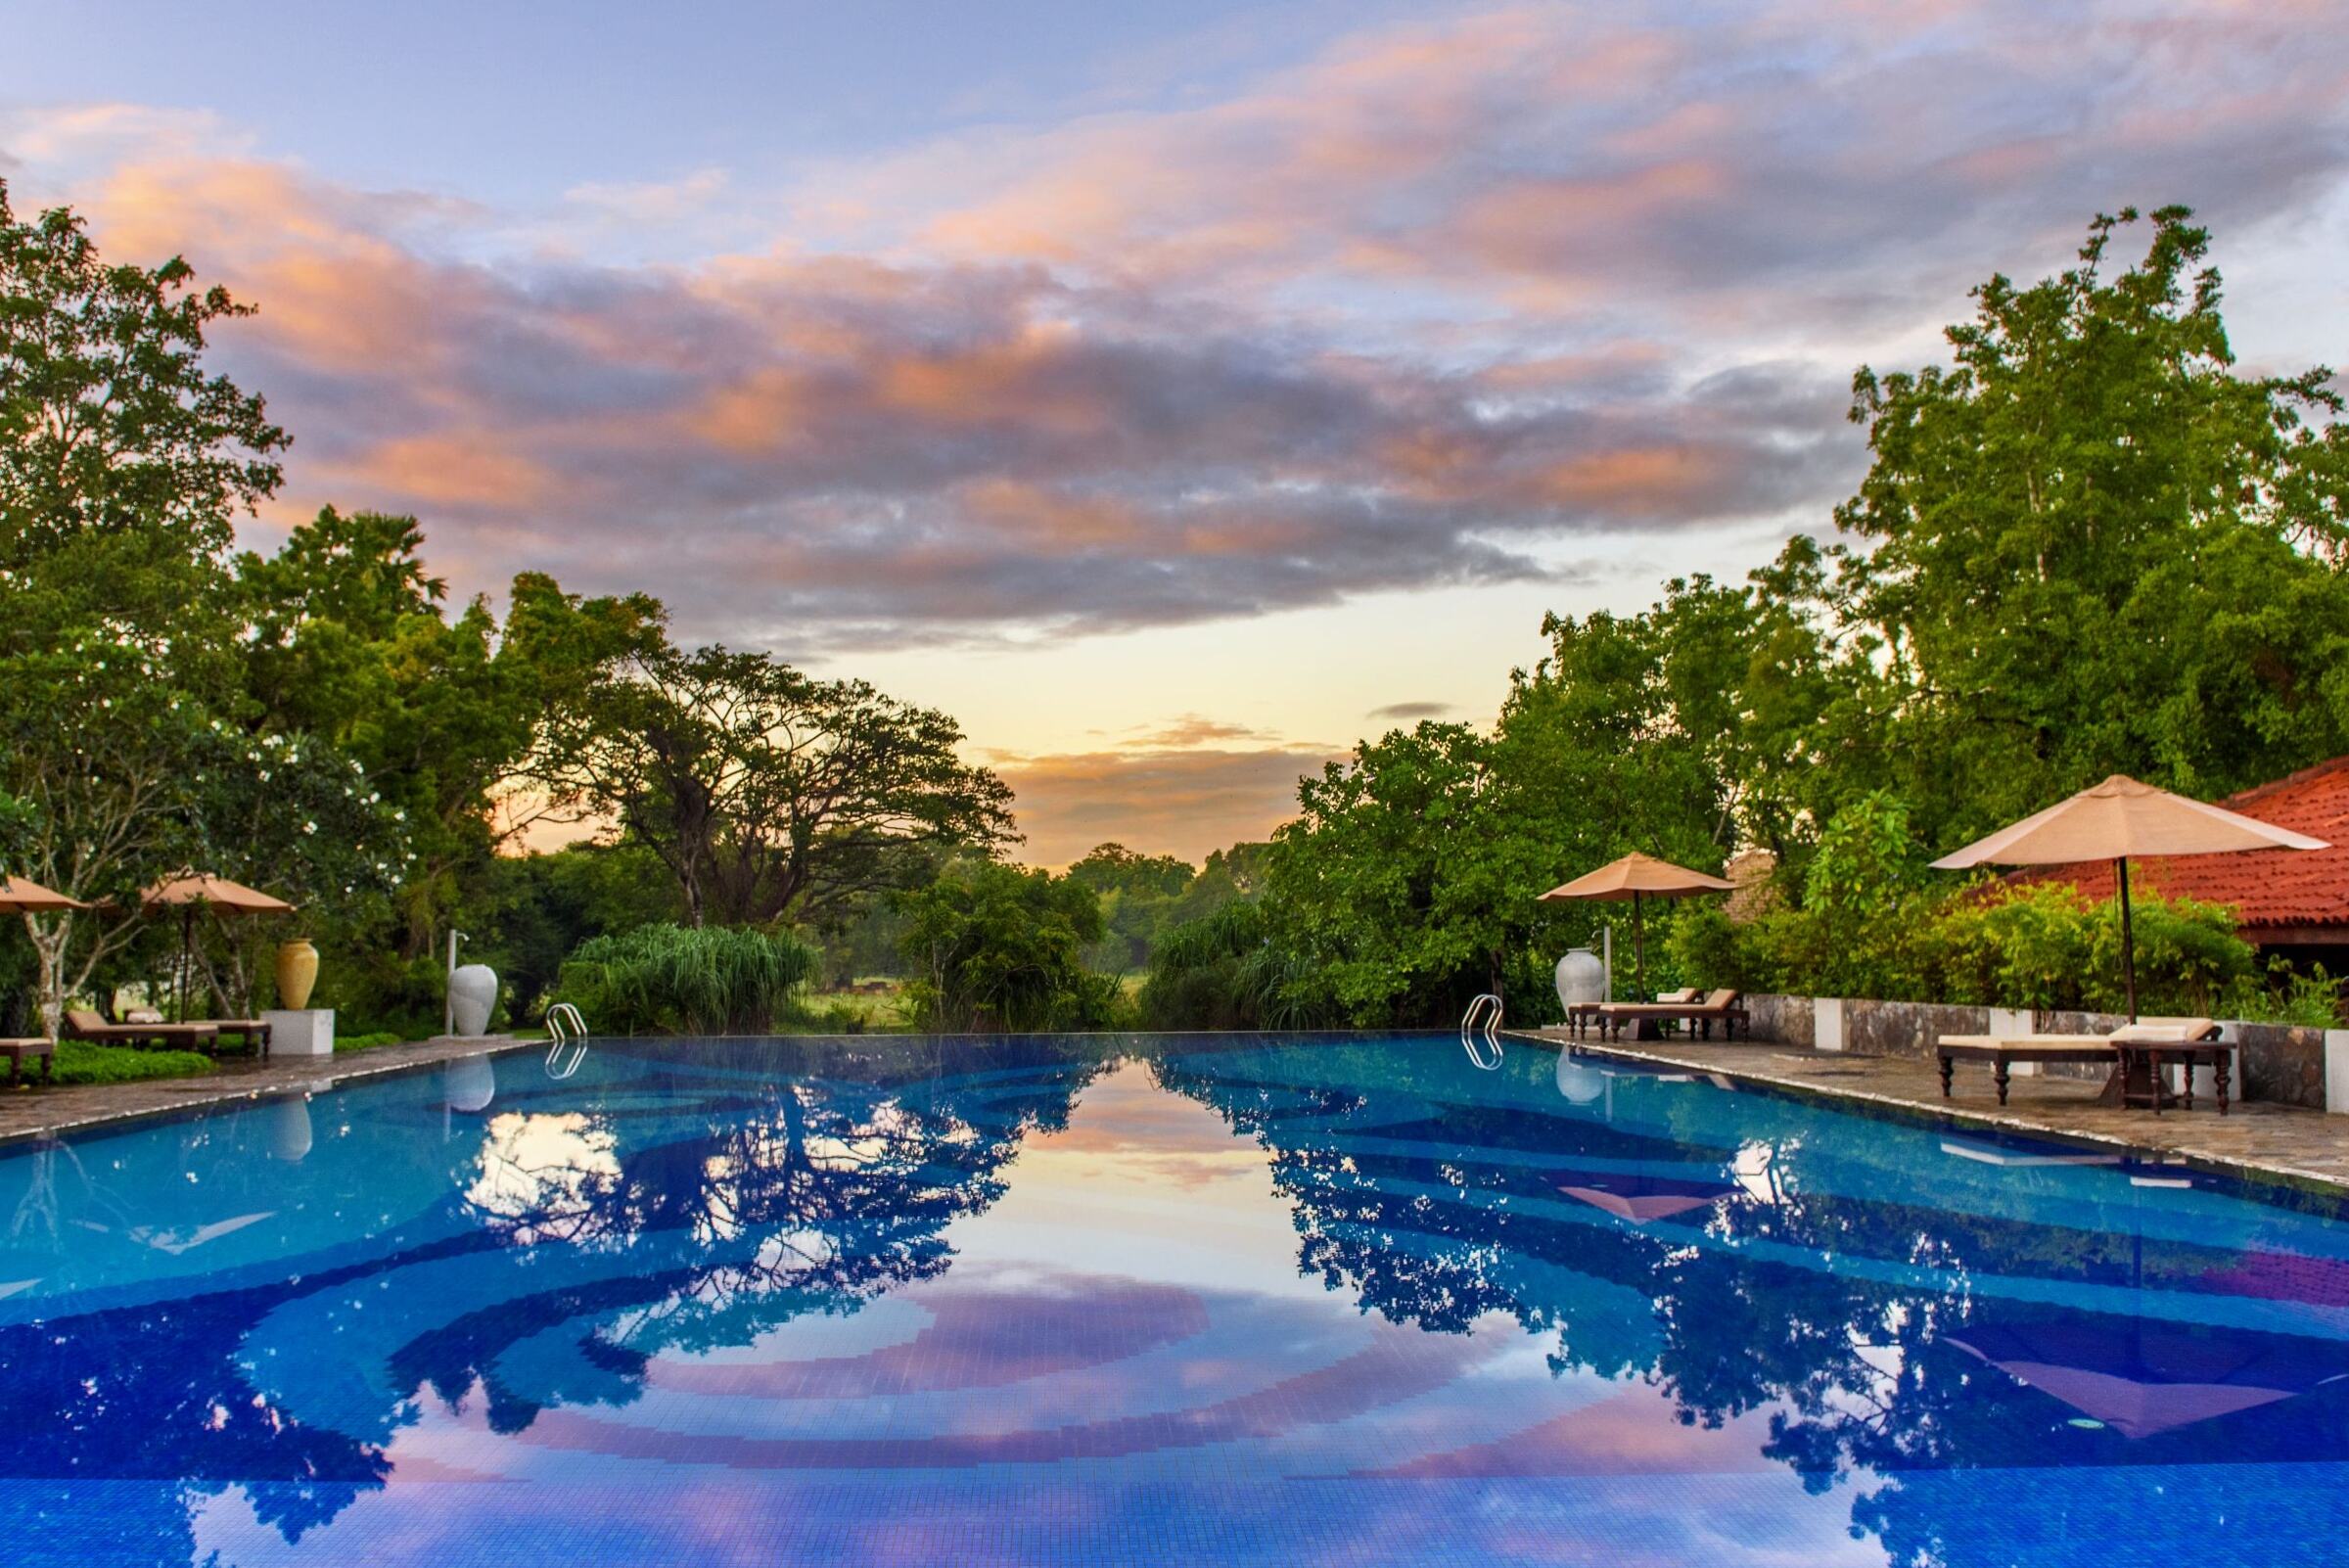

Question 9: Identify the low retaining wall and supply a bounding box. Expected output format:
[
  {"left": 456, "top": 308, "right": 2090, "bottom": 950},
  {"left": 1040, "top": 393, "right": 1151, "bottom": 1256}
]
[{"left": 1742, "top": 994, "right": 2333, "bottom": 1111}]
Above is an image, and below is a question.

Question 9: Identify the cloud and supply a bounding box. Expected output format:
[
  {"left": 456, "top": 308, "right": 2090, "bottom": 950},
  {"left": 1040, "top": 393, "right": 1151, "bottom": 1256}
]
[
  {"left": 990, "top": 743, "right": 1334, "bottom": 869},
  {"left": 4, "top": 0, "right": 2344, "bottom": 657},
  {"left": 1366, "top": 701, "right": 1454, "bottom": 721}
]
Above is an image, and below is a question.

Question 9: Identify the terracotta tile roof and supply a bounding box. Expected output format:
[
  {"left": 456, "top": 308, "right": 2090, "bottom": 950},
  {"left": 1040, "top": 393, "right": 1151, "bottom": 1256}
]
[{"left": 2013, "top": 757, "right": 2349, "bottom": 933}]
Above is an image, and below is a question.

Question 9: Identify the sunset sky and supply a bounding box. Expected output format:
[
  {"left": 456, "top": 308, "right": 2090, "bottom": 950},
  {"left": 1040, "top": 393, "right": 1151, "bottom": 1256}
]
[{"left": 5, "top": 1, "right": 2346, "bottom": 866}]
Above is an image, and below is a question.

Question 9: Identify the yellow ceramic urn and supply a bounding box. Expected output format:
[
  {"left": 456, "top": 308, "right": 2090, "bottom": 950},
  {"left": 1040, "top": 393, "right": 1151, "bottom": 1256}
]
[{"left": 276, "top": 939, "right": 320, "bottom": 1011}]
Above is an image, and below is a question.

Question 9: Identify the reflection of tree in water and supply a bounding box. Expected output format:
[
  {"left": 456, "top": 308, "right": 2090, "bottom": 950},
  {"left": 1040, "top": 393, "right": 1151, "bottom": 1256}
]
[
  {"left": 1154, "top": 1045, "right": 2349, "bottom": 1568},
  {"left": 0, "top": 1132, "right": 398, "bottom": 1564},
  {"left": 401, "top": 1035, "right": 1110, "bottom": 1432},
  {"left": 0, "top": 1035, "right": 1105, "bottom": 1560}
]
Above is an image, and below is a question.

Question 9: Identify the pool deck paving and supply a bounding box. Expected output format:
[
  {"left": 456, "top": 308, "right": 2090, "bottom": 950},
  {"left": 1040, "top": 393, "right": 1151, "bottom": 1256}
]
[
  {"left": 1510, "top": 1026, "right": 2349, "bottom": 1196},
  {"left": 0, "top": 1033, "right": 540, "bottom": 1146}
]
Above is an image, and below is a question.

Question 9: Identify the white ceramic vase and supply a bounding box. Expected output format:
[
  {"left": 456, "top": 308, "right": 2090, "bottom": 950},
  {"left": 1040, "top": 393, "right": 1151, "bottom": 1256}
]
[
  {"left": 449, "top": 963, "right": 499, "bottom": 1037},
  {"left": 1554, "top": 947, "right": 1606, "bottom": 1011}
]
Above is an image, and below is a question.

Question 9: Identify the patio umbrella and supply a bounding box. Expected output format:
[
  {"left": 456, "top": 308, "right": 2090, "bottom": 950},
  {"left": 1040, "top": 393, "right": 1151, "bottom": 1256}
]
[
  {"left": 1929, "top": 774, "right": 2326, "bottom": 1020},
  {"left": 1538, "top": 852, "right": 1733, "bottom": 1001},
  {"left": 0, "top": 876, "right": 89, "bottom": 912},
  {"left": 142, "top": 874, "right": 294, "bottom": 1021}
]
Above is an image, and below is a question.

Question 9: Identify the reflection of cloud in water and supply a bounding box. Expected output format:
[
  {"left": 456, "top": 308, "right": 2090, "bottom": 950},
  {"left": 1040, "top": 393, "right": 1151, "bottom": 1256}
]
[{"left": 465, "top": 1113, "right": 621, "bottom": 1238}]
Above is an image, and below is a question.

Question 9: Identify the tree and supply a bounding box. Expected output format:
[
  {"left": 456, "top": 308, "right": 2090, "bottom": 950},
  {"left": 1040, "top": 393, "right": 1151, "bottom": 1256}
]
[
  {"left": 546, "top": 641, "right": 1016, "bottom": 929},
  {"left": 1066, "top": 844, "right": 1193, "bottom": 900},
  {"left": 1263, "top": 722, "right": 1519, "bottom": 1025},
  {"left": 1833, "top": 205, "right": 2349, "bottom": 843},
  {"left": 1067, "top": 842, "right": 1197, "bottom": 973},
  {"left": 894, "top": 859, "right": 1121, "bottom": 1031},
  {"left": 0, "top": 182, "right": 292, "bottom": 1028},
  {"left": 0, "top": 179, "right": 287, "bottom": 556},
  {"left": 242, "top": 512, "right": 664, "bottom": 963},
  {"left": 0, "top": 629, "right": 205, "bottom": 1032}
]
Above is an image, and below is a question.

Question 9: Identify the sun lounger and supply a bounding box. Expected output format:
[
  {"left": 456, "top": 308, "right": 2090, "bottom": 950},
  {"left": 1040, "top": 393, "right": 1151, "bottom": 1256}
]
[
  {"left": 192, "top": 1018, "right": 271, "bottom": 1053},
  {"left": 1594, "top": 989, "right": 1749, "bottom": 1041},
  {"left": 64, "top": 1008, "right": 219, "bottom": 1053},
  {"left": 0, "top": 1038, "right": 53, "bottom": 1085},
  {"left": 1936, "top": 1017, "right": 2225, "bottom": 1111},
  {"left": 1569, "top": 991, "right": 1700, "bottom": 1041}
]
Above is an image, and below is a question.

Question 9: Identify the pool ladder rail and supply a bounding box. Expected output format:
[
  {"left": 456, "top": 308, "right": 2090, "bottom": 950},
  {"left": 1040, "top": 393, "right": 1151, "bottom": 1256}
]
[
  {"left": 544, "top": 1002, "right": 589, "bottom": 1080},
  {"left": 1460, "top": 993, "right": 1504, "bottom": 1070}
]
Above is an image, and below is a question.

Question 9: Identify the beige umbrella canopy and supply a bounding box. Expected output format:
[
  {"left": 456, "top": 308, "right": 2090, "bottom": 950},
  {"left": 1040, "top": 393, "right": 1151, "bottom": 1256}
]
[
  {"left": 1930, "top": 774, "right": 2326, "bottom": 1019},
  {"left": 143, "top": 874, "right": 294, "bottom": 914},
  {"left": 142, "top": 874, "right": 295, "bottom": 1019},
  {"left": 1539, "top": 852, "right": 1734, "bottom": 1000},
  {"left": 0, "top": 876, "right": 89, "bottom": 912}
]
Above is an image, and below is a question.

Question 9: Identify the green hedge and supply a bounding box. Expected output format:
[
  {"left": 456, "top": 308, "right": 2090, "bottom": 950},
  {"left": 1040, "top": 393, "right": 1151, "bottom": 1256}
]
[
  {"left": 557, "top": 922, "right": 816, "bottom": 1036},
  {"left": 47, "top": 1041, "right": 213, "bottom": 1085}
]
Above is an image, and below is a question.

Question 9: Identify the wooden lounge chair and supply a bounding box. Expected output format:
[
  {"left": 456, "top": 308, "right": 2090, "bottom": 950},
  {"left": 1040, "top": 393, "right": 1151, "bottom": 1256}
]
[
  {"left": 1565, "top": 988, "right": 1695, "bottom": 1039},
  {"left": 1596, "top": 988, "right": 1749, "bottom": 1041},
  {"left": 64, "top": 1008, "right": 219, "bottom": 1053},
  {"left": 120, "top": 1004, "right": 267, "bottom": 1053},
  {"left": 0, "top": 1038, "right": 54, "bottom": 1085},
  {"left": 1936, "top": 1017, "right": 2226, "bottom": 1111},
  {"left": 192, "top": 1017, "right": 271, "bottom": 1053}
]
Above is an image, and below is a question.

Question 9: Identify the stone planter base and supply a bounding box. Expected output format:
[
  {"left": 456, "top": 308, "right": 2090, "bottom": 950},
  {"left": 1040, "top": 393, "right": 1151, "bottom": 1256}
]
[{"left": 263, "top": 1008, "right": 335, "bottom": 1057}]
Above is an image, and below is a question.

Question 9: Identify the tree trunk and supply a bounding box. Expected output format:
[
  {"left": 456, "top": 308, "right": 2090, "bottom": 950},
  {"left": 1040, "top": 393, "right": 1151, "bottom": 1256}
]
[{"left": 23, "top": 912, "right": 69, "bottom": 1038}]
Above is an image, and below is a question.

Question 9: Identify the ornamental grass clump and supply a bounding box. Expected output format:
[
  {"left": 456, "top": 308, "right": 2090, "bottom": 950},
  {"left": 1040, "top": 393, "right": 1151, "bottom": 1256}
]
[{"left": 558, "top": 923, "right": 816, "bottom": 1036}]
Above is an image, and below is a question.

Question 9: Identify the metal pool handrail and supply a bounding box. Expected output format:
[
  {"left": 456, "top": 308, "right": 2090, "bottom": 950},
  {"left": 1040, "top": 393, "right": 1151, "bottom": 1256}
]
[
  {"left": 545, "top": 1002, "right": 589, "bottom": 1080},
  {"left": 1460, "top": 993, "right": 1503, "bottom": 1070}
]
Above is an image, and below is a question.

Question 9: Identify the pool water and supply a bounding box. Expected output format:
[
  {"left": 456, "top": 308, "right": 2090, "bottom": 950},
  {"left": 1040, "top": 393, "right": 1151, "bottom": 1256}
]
[{"left": 5, "top": 1033, "right": 2349, "bottom": 1567}]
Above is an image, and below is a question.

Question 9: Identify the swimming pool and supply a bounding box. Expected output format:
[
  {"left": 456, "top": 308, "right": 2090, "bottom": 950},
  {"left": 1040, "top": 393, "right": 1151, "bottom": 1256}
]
[{"left": 3, "top": 1032, "right": 2348, "bottom": 1566}]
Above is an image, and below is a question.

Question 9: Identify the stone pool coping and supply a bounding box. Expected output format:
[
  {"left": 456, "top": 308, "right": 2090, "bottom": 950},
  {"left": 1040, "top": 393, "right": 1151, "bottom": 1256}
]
[
  {"left": 1507, "top": 1027, "right": 2349, "bottom": 1200},
  {"left": 0, "top": 1033, "right": 542, "bottom": 1147}
]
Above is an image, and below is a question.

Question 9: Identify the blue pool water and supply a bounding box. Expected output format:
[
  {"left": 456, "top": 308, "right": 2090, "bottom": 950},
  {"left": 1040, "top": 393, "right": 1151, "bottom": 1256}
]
[{"left": 5, "top": 1032, "right": 2349, "bottom": 1566}]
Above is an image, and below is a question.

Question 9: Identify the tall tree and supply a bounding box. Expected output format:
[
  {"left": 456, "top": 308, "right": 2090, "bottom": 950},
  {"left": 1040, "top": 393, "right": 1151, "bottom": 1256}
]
[
  {"left": 0, "top": 183, "right": 292, "bottom": 1026},
  {"left": 0, "top": 179, "right": 286, "bottom": 626},
  {"left": 1834, "top": 205, "right": 2349, "bottom": 841},
  {"left": 545, "top": 642, "right": 1017, "bottom": 929},
  {"left": 243, "top": 512, "right": 663, "bottom": 959}
]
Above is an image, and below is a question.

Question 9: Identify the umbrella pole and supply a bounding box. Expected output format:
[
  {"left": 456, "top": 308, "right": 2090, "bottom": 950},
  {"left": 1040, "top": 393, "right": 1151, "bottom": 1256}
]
[
  {"left": 1633, "top": 891, "right": 1647, "bottom": 1002},
  {"left": 179, "top": 906, "right": 194, "bottom": 1023},
  {"left": 2117, "top": 856, "right": 2138, "bottom": 1024}
]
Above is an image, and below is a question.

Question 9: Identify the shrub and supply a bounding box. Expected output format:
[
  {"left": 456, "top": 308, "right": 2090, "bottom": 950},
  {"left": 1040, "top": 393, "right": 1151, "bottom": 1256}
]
[
  {"left": 557, "top": 922, "right": 816, "bottom": 1036},
  {"left": 2220, "top": 962, "right": 2345, "bottom": 1028},
  {"left": 1675, "top": 873, "right": 2261, "bottom": 1016},
  {"left": 1927, "top": 881, "right": 2251, "bottom": 1014},
  {"left": 1139, "top": 899, "right": 1341, "bottom": 1030}
]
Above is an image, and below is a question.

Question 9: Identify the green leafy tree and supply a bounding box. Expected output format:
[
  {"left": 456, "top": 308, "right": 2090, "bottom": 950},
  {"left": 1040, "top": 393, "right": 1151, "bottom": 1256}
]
[
  {"left": 1067, "top": 842, "right": 1197, "bottom": 973},
  {"left": 895, "top": 859, "right": 1122, "bottom": 1032},
  {"left": 0, "top": 630, "right": 207, "bottom": 1032},
  {"left": 1833, "top": 205, "right": 2349, "bottom": 842},
  {"left": 242, "top": 512, "right": 663, "bottom": 966},
  {"left": 0, "top": 181, "right": 287, "bottom": 572},
  {"left": 1262, "top": 722, "right": 1522, "bottom": 1025}
]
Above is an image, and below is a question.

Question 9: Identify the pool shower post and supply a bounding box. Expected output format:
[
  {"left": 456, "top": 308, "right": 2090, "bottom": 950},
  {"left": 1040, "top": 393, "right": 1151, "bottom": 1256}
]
[{"left": 444, "top": 929, "right": 466, "bottom": 1037}]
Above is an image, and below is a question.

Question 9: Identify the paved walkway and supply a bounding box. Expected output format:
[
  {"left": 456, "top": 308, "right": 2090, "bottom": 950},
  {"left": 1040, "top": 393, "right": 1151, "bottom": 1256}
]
[
  {"left": 1510, "top": 1027, "right": 2349, "bottom": 1194},
  {"left": 0, "top": 1035, "right": 538, "bottom": 1146}
]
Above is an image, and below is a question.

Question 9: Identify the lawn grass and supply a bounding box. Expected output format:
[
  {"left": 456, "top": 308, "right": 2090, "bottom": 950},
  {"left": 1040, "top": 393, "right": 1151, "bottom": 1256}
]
[
  {"left": 782, "top": 984, "right": 908, "bottom": 1033},
  {"left": 48, "top": 1040, "right": 214, "bottom": 1085}
]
